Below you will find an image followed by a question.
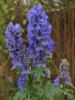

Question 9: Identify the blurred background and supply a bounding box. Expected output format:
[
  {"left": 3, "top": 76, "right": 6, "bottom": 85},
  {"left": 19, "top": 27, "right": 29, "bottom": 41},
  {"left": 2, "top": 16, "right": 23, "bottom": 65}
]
[{"left": 0, "top": 0, "right": 75, "bottom": 99}]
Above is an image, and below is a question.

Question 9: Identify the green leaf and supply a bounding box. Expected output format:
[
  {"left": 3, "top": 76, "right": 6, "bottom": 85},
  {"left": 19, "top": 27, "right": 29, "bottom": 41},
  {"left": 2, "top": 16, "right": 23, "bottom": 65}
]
[
  {"left": 23, "top": 19, "right": 27, "bottom": 25},
  {"left": 13, "top": 91, "right": 25, "bottom": 100},
  {"left": 31, "top": 67, "right": 44, "bottom": 81},
  {"left": 59, "top": 93, "right": 65, "bottom": 100},
  {"left": 64, "top": 89, "right": 75, "bottom": 100},
  {"left": 11, "top": 15, "right": 16, "bottom": 21}
]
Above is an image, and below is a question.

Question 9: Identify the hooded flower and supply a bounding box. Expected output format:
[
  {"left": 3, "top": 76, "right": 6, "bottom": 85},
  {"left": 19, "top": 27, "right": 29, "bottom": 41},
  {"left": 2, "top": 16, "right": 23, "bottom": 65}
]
[
  {"left": 17, "top": 70, "right": 29, "bottom": 90},
  {"left": 27, "top": 4, "right": 48, "bottom": 24},
  {"left": 53, "top": 76, "right": 61, "bottom": 87},
  {"left": 53, "top": 59, "right": 72, "bottom": 87},
  {"left": 5, "top": 4, "right": 55, "bottom": 90},
  {"left": 5, "top": 22, "right": 23, "bottom": 68},
  {"left": 27, "top": 4, "right": 55, "bottom": 68}
]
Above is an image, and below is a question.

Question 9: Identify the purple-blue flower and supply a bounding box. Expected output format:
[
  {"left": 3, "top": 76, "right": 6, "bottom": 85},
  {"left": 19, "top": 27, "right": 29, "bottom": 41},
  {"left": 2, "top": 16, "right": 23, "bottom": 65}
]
[
  {"left": 53, "top": 76, "right": 61, "bottom": 87},
  {"left": 27, "top": 4, "right": 48, "bottom": 24},
  {"left": 5, "top": 22, "right": 26, "bottom": 69},
  {"left": 26, "top": 5, "right": 55, "bottom": 68},
  {"left": 5, "top": 4, "right": 55, "bottom": 90},
  {"left": 17, "top": 70, "right": 28, "bottom": 90},
  {"left": 53, "top": 59, "right": 72, "bottom": 87}
]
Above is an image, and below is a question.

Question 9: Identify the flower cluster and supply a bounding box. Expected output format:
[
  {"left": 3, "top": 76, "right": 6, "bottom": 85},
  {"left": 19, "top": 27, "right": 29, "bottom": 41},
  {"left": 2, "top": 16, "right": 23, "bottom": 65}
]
[
  {"left": 5, "top": 22, "right": 23, "bottom": 69},
  {"left": 27, "top": 4, "right": 55, "bottom": 68},
  {"left": 5, "top": 5, "right": 55, "bottom": 90},
  {"left": 5, "top": 22, "right": 30, "bottom": 90},
  {"left": 53, "top": 59, "right": 72, "bottom": 87}
]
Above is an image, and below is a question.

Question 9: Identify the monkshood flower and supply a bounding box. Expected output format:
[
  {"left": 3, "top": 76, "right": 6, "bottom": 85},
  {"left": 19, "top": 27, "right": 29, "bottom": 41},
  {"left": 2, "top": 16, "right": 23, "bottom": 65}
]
[
  {"left": 5, "top": 4, "right": 55, "bottom": 90},
  {"left": 17, "top": 70, "right": 29, "bottom": 90},
  {"left": 5, "top": 22, "right": 29, "bottom": 90},
  {"left": 27, "top": 4, "right": 55, "bottom": 68},
  {"left": 53, "top": 59, "right": 72, "bottom": 87},
  {"left": 53, "top": 76, "right": 61, "bottom": 87},
  {"left": 59, "top": 59, "right": 72, "bottom": 85},
  {"left": 5, "top": 22, "right": 25, "bottom": 69},
  {"left": 27, "top": 4, "right": 48, "bottom": 24}
]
